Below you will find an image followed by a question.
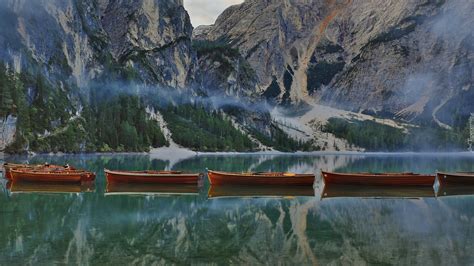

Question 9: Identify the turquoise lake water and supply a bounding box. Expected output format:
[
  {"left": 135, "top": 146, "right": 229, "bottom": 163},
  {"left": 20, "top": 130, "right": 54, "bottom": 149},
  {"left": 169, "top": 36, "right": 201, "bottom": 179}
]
[{"left": 1, "top": 153, "right": 474, "bottom": 265}]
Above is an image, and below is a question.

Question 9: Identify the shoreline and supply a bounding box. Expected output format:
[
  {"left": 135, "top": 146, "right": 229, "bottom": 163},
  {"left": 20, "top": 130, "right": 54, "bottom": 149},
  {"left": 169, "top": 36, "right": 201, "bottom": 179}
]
[{"left": 1, "top": 150, "right": 474, "bottom": 158}]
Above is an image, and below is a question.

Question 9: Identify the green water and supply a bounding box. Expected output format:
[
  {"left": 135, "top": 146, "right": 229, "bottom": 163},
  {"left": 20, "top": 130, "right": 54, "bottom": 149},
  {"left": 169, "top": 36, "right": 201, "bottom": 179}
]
[{"left": 1, "top": 153, "right": 474, "bottom": 265}]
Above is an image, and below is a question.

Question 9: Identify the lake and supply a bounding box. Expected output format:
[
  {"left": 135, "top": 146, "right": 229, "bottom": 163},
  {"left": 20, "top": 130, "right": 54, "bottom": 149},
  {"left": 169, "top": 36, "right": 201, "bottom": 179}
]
[{"left": 1, "top": 153, "right": 474, "bottom": 265}]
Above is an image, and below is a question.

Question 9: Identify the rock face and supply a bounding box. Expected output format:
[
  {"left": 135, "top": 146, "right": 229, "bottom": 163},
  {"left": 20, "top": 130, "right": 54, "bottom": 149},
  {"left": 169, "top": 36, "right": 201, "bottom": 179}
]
[
  {"left": 100, "top": 0, "right": 196, "bottom": 87},
  {"left": 0, "top": 115, "right": 16, "bottom": 150},
  {"left": 192, "top": 25, "right": 213, "bottom": 41},
  {"left": 199, "top": 0, "right": 474, "bottom": 126},
  {"left": 0, "top": 0, "right": 472, "bottom": 152},
  {"left": 201, "top": 0, "right": 358, "bottom": 104},
  {"left": 0, "top": 0, "right": 204, "bottom": 152},
  {"left": 0, "top": 0, "right": 195, "bottom": 88},
  {"left": 193, "top": 41, "right": 260, "bottom": 98}
]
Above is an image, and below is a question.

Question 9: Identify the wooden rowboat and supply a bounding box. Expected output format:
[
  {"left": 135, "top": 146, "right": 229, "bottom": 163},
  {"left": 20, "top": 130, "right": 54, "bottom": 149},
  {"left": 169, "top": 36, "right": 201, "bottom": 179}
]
[
  {"left": 321, "top": 184, "right": 435, "bottom": 199},
  {"left": 10, "top": 168, "right": 95, "bottom": 183},
  {"left": 104, "top": 169, "right": 201, "bottom": 184},
  {"left": 207, "top": 169, "right": 315, "bottom": 186},
  {"left": 208, "top": 185, "right": 315, "bottom": 199},
  {"left": 3, "top": 163, "right": 68, "bottom": 180},
  {"left": 321, "top": 171, "right": 435, "bottom": 186},
  {"left": 437, "top": 172, "right": 474, "bottom": 185}
]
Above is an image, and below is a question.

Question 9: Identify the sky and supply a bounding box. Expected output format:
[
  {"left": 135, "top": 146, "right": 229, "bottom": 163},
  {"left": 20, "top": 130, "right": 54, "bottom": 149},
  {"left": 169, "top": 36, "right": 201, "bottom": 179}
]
[{"left": 183, "top": 0, "right": 244, "bottom": 26}]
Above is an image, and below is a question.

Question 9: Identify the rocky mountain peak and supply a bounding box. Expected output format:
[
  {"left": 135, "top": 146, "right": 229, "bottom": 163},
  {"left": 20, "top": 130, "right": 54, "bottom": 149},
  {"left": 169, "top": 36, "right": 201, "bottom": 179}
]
[
  {"left": 197, "top": 0, "right": 473, "bottom": 126},
  {"left": 0, "top": 0, "right": 195, "bottom": 88}
]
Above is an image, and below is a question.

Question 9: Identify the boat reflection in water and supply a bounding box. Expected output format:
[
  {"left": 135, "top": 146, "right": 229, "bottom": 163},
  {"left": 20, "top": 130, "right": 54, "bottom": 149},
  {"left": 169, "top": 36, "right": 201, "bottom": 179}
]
[
  {"left": 437, "top": 185, "right": 474, "bottom": 197},
  {"left": 8, "top": 180, "right": 95, "bottom": 194},
  {"left": 105, "top": 182, "right": 199, "bottom": 196},
  {"left": 208, "top": 185, "right": 315, "bottom": 199},
  {"left": 322, "top": 184, "right": 435, "bottom": 199}
]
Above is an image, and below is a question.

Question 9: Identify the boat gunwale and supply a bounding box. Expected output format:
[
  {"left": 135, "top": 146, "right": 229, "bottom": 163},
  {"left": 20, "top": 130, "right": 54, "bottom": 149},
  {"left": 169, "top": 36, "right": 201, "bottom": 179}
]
[
  {"left": 10, "top": 169, "right": 94, "bottom": 176},
  {"left": 4, "top": 163, "right": 69, "bottom": 170},
  {"left": 436, "top": 172, "right": 474, "bottom": 178},
  {"left": 104, "top": 169, "right": 201, "bottom": 178},
  {"left": 321, "top": 171, "right": 434, "bottom": 178},
  {"left": 207, "top": 169, "right": 315, "bottom": 178}
]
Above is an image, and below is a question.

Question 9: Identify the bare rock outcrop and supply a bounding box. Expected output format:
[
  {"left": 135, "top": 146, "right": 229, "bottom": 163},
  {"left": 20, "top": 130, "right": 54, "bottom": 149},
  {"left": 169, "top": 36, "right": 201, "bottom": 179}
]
[
  {"left": 199, "top": 0, "right": 474, "bottom": 125},
  {"left": 0, "top": 0, "right": 196, "bottom": 88}
]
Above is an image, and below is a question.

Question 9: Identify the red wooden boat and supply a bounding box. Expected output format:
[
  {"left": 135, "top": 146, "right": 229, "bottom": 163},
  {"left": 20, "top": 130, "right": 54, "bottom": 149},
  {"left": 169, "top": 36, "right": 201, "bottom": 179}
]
[
  {"left": 104, "top": 169, "right": 201, "bottom": 184},
  {"left": 437, "top": 172, "right": 474, "bottom": 185},
  {"left": 321, "top": 171, "right": 435, "bottom": 186},
  {"left": 10, "top": 168, "right": 95, "bottom": 183},
  {"left": 3, "top": 163, "right": 74, "bottom": 180},
  {"left": 207, "top": 169, "right": 315, "bottom": 186}
]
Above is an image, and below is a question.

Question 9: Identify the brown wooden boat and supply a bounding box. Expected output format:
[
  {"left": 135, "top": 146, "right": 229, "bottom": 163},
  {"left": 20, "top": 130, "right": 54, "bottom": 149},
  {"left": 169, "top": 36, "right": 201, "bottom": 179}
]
[
  {"left": 3, "top": 163, "right": 74, "bottom": 180},
  {"left": 437, "top": 172, "right": 474, "bottom": 185},
  {"left": 207, "top": 169, "right": 315, "bottom": 186},
  {"left": 321, "top": 184, "right": 435, "bottom": 199},
  {"left": 321, "top": 171, "right": 435, "bottom": 186},
  {"left": 106, "top": 182, "right": 199, "bottom": 196},
  {"left": 10, "top": 168, "right": 95, "bottom": 183},
  {"left": 9, "top": 180, "right": 95, "bottom": 194},
  {"left": 208, "top": 185, "right": 315, "bottom": 199},
  {"left": 104, "top": 169, "right": 201, "bottom": 184}
]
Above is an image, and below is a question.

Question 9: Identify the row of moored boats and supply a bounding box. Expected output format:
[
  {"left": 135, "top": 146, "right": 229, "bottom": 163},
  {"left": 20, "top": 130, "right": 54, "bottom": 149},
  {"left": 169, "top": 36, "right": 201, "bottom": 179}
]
[{"left": 3, "top": 163, "right": 474, "bottom": 188}]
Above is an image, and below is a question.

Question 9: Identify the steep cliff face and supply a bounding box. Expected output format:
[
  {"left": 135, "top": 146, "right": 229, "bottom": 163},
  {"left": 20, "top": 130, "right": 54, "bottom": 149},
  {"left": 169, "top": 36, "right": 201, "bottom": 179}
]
[
  {"left": 200, "top": 0, "right": 474, "bottom": 126},
  {"left": 0, "top": 0, "right": 195, "bottom": 88},
  {"left": 192, "top": 40, "right": 260, "bottom": 98},
  {"left": 0, "top": 0, "right": 96, "bottom": 86},
  {"left": 0, "top": 0, "right": 471, "bottom": 152},
  {"left": 100, "top": 0, "right": 196, "bottom": 87},
  {"left": 0, "top": 115, "right": 16, "bottom": 150},
  {"left": 316, "top": 0, "right": 473, "bottom": 127},
  {"left": 0, "top": 0, "right": 201, "bottom": 152},
  {"left": 201, "top": 0, "right": 353, "bottom": 104}
]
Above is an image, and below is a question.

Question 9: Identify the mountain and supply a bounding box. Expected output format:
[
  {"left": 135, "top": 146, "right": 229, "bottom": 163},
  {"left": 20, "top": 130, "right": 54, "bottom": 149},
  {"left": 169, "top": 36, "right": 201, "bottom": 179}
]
[
  {"left": 0, "top": 0, "right": 195, "bottom": 88},
  {"left": 200, "top": 0, "right": 473, "bottom": 127},
  {"left": 0, "top": 0, "right": 471, "bottom": 153},
  {"left": 0, "top": 0, "right": 197, "bottom": 152}
]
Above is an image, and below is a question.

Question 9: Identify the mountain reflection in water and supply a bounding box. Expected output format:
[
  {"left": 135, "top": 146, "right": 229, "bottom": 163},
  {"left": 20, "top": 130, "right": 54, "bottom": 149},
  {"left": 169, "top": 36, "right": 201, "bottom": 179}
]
[{"left": 0, "top": 153, "right": 473, "bottom": 264}]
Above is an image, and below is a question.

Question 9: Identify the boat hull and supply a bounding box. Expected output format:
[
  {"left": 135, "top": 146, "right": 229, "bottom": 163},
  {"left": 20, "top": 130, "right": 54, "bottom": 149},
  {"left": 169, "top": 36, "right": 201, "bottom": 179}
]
[
  {"left": 3, "top": 163, "right": 73, "bottom": 180},
  {"left": 437, "top": 172, "right": 474, "bottom": 185},
  {"left": 207, "top": 170, "right": 315, "bottom": 186},
  {"left": 4, "top": 163, "right": 33, "bottom": 180},
  {"left": 10, "top": 170, "right": 94, "bottom": 183},
  {"left": 105, "top": 169, "right": 200, "bottom": 184},
  {"left": 322, "top": 171, "right": 435, "bottom": 186},
  {"left": 3, "top": 169, "right": 12, "bottom": 180}
]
